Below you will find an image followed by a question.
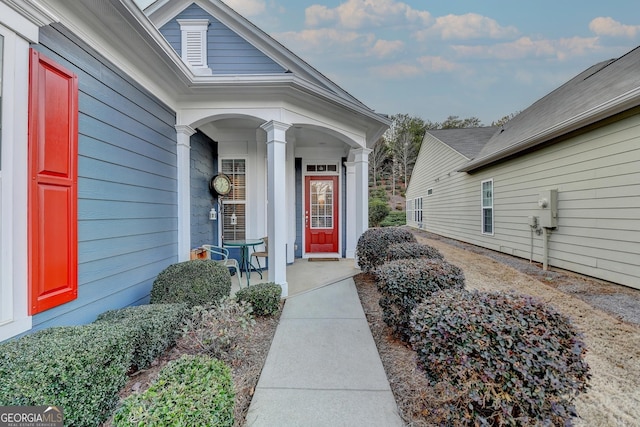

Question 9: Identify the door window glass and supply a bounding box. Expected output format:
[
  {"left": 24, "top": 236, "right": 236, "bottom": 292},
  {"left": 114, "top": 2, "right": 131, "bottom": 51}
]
[{"left": 310, "top": 180, "right": 333, "bottom": 229}]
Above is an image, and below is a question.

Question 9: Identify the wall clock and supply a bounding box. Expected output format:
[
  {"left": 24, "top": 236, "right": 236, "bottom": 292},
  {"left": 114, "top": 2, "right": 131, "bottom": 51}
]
[{"left": 210, "top": 173, "right": 232, "bottom": 196}]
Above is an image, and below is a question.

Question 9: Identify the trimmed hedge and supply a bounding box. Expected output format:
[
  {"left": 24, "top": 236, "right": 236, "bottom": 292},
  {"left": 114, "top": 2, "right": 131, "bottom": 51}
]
[
  {"left": 235, "top": 282, "right": 282, "bottom": 316},
  {"left": 410, "top": 290, "right": 590, "bottom": 425},
  {"left": 374, "top": 258, "right": 465, "bottom": 342},
  {"left": 356, "top": 227, "right": 416, "bottom": 272},
  {"left": 150, "top": 259, "right": 231, "bottom": 307},
  {"left": 113, "top": 355, "right": 235, "bottom": 427},
  {"left": 0, "top": 324, "right": 134, "bottom": 426},
  {"left": 95, "top": 303, "right": 187, "bottom": 370},
  {"left": 386, "top": 242, "right": 443, "bottom": 262}
]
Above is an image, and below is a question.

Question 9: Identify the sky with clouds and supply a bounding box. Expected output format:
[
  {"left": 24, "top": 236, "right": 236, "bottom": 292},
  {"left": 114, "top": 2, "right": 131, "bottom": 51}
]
[{"left": 223, "top": 0, "right": 639, "bottom": 125}]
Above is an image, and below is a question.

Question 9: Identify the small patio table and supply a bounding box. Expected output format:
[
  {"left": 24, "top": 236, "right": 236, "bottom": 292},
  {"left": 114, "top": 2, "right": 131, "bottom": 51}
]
[{"left": 223, "top": 239, "right": 263, "bottom": 286}]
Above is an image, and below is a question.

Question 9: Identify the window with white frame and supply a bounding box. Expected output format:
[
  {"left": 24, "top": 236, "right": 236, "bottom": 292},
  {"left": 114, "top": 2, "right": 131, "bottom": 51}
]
[
  {"left": 481, "top": 179, "right": 493, "bottom": 234},
  {"left": 414, "top": 197, "right": 423, "bottom": 223},
  {"left": 221, "top": 159, "right": 246, "bottom": 241},
  {"left": 406, "top": 198, "right": 413, "bottom": 223}
]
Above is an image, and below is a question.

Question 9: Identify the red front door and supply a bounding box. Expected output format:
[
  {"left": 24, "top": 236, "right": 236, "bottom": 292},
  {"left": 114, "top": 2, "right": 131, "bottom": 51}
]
[{"left": 305, "top": 176, "right": 339, "bottom": 253}]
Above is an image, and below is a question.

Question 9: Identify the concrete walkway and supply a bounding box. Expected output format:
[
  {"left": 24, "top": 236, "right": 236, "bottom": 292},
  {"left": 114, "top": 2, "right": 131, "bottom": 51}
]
[{"left": 245, "top": 278, "right": 403, "bottom": 427}]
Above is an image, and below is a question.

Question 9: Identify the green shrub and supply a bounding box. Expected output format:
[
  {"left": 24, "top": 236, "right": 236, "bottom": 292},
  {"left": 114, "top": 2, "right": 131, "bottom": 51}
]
[
  {"left": 380, "top": 210, "right": 407, "bottom": 227},
  {"left": 0, "top": 324, "right": 134, "bottom": 426},
  {"left": 95, "top": 303, "right": 187, "bottom": 370},
  {"left": 369, "top": 198, "right": 390, "bottom": 227},
  {"left": 181, "top": 297, "right": 255, "bottom": 361},
  {"left": 150, "top": 259, "right": 231, "bottom": 307},
  {"left": 235, "top": 282, "right": 282, "bottom": 316},
  {"left": 374, "top": 258, "right": 465, "bottom": 342},
  {"left": 370, "top": 186, "right": 388, "bottom": 201},
  {"left": 113, "top": 355, "right": 235, "bottom": 427},
  {"left": 410, "top": 290, "right": 590, "bottom": 425},
  {"left": 356, "top": 227, "right": 416, "bottom": 273},
  {"left": 386, "top": 242, "right": 443, "bottom": 262}
]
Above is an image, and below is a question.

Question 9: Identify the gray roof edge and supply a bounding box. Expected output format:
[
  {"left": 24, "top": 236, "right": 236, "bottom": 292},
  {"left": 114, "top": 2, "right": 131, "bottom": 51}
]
[
  {"left": 459, "top": 86, "right": 640, "bottom": 172},
  {"left": 427, "top": 126, "right": 498, "bottom": 159}
]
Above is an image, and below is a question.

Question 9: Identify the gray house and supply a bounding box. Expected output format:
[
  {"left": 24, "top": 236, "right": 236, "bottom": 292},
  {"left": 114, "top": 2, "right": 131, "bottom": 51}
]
[
  {"left": 406, "top": 45, "right": 640, "bottom": 290},
  {"left": 0, "top": 0, "right": 388, "bottom": 342}
]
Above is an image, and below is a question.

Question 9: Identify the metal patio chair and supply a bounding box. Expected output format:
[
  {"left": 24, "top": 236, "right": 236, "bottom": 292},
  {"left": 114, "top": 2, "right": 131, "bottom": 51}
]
[
  {"left": 250, "top": 237, "right": 268, "bottom": 279},
  {"left": 201, "top": 244, "right": 243, "bottom": 288}
]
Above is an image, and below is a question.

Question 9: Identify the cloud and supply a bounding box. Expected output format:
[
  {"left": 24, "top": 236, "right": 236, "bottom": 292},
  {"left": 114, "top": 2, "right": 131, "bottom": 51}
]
[
  {"left": 274, "top": 28, "right": 374, "bottom": 54},
  {"left": 414, "top": 13, "right": 518, "bottom": 41},
  {"left": 370, "top": 39, "right": 404, "bottom": 58},
  {"left": 417, "top": 56, "right": 458, "bottom": 72},
  {"left": 370, "top": 63, "right": 421, "bottom": 79},
  {"left": 275, "top": 28, "right": 403, "bottom": 59},
  {"left": 223, "top": 0, "right": 266, "bottom": 17},
  {"left": 451, "top": 36, "right": 599, "bottom": 60},
  {"left": 371, "top": 55, "right": 458, "bottom": 79},
  {"left": 305, "top": 0, "right": 431, "bottom": 30},
  {"left": 589, "top": 17, "right": 640, "bottom": 38}
]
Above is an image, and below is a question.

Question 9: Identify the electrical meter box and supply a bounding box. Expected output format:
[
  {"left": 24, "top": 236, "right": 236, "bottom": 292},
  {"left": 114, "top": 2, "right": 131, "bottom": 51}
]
[{"left": 538, "top": 189, "right": 558, "bottom": 228}]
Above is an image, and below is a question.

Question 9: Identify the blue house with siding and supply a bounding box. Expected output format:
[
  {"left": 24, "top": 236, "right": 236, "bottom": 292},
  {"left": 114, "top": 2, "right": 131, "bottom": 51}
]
[{"left": 0, "top": 0, "right": 389, "bottom": 342}]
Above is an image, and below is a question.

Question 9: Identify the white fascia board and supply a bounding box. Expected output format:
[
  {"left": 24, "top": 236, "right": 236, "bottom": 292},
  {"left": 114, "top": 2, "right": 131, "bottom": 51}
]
[
  {"left": 43, "top": 0, "right": 192, "bottom": 106},
  {"left": 0, "top": 0, "right": 59, "bottom": 42},
  {"left": 460, "top": 86, "right": 640, "bottom": 172},
  {"left": 184, "top": 72, "right": 389, "bottom": 128}
]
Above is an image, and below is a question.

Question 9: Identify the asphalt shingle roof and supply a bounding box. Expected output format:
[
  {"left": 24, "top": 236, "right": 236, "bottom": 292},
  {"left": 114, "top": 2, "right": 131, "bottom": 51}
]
[
  {"left": 427, "top": 127, "right": 498, "bottom": 159},
  {"left": 460, "top": 45, "right": 640, "bottom": 171}
]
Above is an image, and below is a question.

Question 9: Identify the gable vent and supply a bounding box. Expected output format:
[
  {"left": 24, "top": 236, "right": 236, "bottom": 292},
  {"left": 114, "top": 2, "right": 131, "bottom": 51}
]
[{"left": 177, "top": 19, "right": 212, "bottom": 75}]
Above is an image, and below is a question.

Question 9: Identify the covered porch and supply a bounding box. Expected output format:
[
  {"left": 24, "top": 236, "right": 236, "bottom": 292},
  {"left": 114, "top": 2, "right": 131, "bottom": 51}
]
[{"left": 181, "top": 106, "right": 385, "bottom": 298}]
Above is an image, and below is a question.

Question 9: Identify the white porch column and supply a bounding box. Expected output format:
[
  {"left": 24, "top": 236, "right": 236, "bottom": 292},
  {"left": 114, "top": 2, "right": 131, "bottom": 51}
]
[
  {"left": 175, "top": 125, "right": 196, "bottom": 262},
  {"left": 260, "top": 120, "right": 291, "bottom": 296},
  {"left": 352, "top": 148, "right": 372, "bottom": 260},
  {"left": 344, "top": 161, "right": 357, "bottom": 258}
]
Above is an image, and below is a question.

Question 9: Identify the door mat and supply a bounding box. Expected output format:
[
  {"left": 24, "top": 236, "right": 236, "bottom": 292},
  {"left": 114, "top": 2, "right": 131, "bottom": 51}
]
[{"left": 308, "top": 258, "right": 340, "bottom": 262}]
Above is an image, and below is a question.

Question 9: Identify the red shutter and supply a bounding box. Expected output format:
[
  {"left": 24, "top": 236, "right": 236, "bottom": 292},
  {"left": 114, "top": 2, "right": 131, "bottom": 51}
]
[{"left": 28, "top": 49, "right": 79, "bottom": 314}]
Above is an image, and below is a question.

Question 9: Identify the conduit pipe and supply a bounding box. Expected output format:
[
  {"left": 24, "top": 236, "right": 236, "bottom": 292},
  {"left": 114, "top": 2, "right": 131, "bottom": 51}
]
[{"left": 542, "top": 227, "right": 550, "bottom": 271}]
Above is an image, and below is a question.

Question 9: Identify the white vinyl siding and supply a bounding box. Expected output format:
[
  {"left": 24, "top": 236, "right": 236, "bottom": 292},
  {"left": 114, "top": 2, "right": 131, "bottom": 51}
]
[{"left": 407, "top": 113, "right": 640, "bottom": 290}]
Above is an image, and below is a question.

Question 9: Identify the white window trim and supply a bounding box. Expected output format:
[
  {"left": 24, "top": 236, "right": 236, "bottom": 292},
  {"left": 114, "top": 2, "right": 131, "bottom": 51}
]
[
  {"left": 481, "top": 178, "right": 494, "bottom": 236},
  {"left": 177, "top": 19, "right": 212, "bottom": 75},
  {"left": 0, "top": 22, "right": 32, "bottom": 341}
]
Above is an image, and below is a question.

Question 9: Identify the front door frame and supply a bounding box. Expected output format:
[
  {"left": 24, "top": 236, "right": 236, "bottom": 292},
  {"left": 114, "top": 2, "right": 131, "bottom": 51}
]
[{"left": 302, "top": 161, "right": 341, "bottom": 257}]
